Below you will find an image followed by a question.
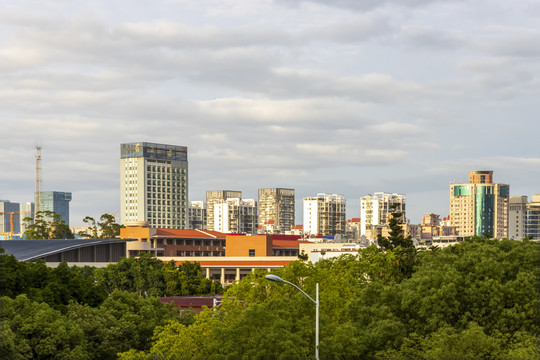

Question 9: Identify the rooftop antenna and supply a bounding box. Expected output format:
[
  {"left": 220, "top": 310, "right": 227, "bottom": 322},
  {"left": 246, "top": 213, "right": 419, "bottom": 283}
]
[{"left": 35, "top": 146, "right": 42, "bottom": 219}]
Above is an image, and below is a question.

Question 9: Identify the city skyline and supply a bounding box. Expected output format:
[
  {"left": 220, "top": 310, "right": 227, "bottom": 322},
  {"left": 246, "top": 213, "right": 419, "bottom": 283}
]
[{"left": 1, "top": 1, "right": 539, "bottom": 226}]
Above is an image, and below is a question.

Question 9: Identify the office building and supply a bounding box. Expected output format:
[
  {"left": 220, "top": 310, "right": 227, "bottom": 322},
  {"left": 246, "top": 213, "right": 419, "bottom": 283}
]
[
  {"left": 525, "top": 195, "right": 540, "bottom": 240},
  {"left": 0, "top": 200, "right": 21, "bottom": 234},
  {"left": 258, "top": 188, "right": 295, "bottom": 234},
  {"left": 189, "top": 201, "right": 207, "bottom": 230},
  {"left": 449, "top": 170, "right": 509, "bottom": 238},
  {"left": 213, "top": 198, "right": 257, "bottom": 234},
  {"left": 206, "top": 190, "right": 242, "bottom": 231},
  {"left": 360, "top": 192, "right": 406, "bottom": 237},
  {"left": 303, "top": 193, "right": 346, "bottom": 236},
  {"left": 120, "top": 142, "right": 188, "bottom": 228},
  {"left": 40, "top": 191, "right": 72, "bottom": 225}
]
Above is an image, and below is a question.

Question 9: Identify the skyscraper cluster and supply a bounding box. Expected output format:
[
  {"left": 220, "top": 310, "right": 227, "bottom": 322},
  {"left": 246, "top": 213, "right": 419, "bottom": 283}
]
[{"left": 118, "top": 142, "right": 538, "bottom": 241}]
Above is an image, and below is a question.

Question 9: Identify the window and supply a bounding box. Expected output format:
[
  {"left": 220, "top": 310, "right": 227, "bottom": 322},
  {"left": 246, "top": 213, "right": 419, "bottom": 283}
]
[{"left": 249, "top": 249, "right": 255, "bottom": 257}]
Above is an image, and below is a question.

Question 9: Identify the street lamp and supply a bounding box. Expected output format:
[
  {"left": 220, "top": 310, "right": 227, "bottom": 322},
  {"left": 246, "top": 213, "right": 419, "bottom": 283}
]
[{"left": 265, "top": 274, "right": 319, "bottom": 360}]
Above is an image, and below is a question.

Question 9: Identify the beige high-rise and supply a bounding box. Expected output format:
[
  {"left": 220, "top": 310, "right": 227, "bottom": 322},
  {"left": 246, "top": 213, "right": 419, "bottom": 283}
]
[
  {"left": 258, "top": 188, "right": 295, "bottom": 234},
  {"left": 449, "top": 170, "right": 509, "bottom": 238}
]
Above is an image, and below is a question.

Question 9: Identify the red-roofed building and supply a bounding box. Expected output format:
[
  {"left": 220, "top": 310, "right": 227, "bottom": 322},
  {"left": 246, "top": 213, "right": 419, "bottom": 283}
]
[{"left": 120, "top": 225, "right": 307, "bottom": 285}]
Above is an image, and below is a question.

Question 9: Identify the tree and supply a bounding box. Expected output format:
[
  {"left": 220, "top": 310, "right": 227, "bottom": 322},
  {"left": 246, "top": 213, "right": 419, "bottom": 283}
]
[
  {"left": 23, "top": 211, "right": 74, "bottom": 239},
  {"left": 98, "top": 213, "right": 122, "bottom": 239},
  {"left": 79, "top": 213, "right": 122, "bottom": 239},
  {"left": 81, "top": 216, "right": 99, "bottom": 238},
  {"left": 376, "top": 204, "right": 416, "bottom": 280}
]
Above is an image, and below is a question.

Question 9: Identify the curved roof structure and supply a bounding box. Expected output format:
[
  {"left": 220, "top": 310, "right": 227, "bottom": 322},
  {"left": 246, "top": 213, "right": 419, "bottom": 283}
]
[{"left": 0, "top": 239, "right": 131, "bottom": 262}]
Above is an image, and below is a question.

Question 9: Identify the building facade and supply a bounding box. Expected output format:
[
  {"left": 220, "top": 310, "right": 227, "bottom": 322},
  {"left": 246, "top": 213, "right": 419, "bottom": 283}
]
[
  {"left": 303, "top": 193, "right": 346, "bottom": 236},
  {"left": 213, "top": 198, "right": 257, "bottom": 234},
  {"left": 257, "top": 188, "right": 295, "bottom": 234},
  {"left": 189, "top": 201, "right": 207, "bottom": 230},
  {"left": 120, "top": 142, "right": 188, "bottom": 228},
  {"left": 19, "top": 202, "right": 34, "bottom": 234},
  {"left": 40, "top": 191, "right": 72, "bottom": 225},
  {"left": 509, "top": 196, "right": 528, "bottom": 240},
  {"left": 525, "top": 194, "right": 540, "bottom": 240},
  {"left": 0, "top": 200, "right": 20, "bottom": 234},
  {"left": 360, "top": 192, "right": 406, "bottom": 237},
  {"left": 449, "top": 170, "right": 509, "bottom": 238},
  {"left": 205, "top": 190, "right": 242, "bottom": 231}
]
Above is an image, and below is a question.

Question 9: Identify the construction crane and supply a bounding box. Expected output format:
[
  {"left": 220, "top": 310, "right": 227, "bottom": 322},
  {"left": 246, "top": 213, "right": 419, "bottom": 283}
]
[{"left": 0, "top": 211, "right": 33, "bottom": 239}]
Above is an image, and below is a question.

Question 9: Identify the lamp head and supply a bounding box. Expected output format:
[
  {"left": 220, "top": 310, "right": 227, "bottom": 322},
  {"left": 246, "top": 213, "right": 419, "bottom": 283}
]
[{"left": 265, "top": 274, "right": 285, "bottom": 283}]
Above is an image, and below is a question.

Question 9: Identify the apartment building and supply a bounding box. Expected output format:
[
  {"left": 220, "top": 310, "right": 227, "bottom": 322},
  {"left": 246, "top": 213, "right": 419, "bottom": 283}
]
[
  {"left": 206, "top": 190, "right": 242, "bottom": 232},
  {"left": 188, "top": 201, "right": 207, "bottom": 230},
  {"left": 214, "top": 198, "right": 257, "bottom": 234},
  {"left": 360, "top": 192, "right": 406, "bottom": 237},
  {"left": 303, "top": 193, "right": 346, "bottom": 236},
  {"left": 257, "top": 188, "right": 295, "bottom": 234},
  {"left": 449, "top": 170, "right": 509, "bottom": 238},
  {"left": 120, "top": 142, "right": 188, "bottom": 228}
]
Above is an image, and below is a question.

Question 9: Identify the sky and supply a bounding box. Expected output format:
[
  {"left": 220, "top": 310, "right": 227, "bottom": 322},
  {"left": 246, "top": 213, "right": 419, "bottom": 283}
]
[{"left": 1, "top": 0, "right": 539, "bottom": 227}]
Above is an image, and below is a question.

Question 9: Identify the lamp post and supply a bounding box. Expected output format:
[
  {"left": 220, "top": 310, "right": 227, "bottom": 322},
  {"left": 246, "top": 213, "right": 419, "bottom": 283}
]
[{"left": 265, "top": 274, "right": 319, "bottom": 360}]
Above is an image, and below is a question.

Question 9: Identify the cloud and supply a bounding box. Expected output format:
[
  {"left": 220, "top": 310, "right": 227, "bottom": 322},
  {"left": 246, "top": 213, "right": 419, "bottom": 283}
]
[
  {"left": 480, "top": 26, "right": 540, "bottom": 58},
  {"left": 400, "top": 26, "right": 467, "bottom": 49},
  {"left": 275, "top": 0, "right": 459, "bottom": 12}
]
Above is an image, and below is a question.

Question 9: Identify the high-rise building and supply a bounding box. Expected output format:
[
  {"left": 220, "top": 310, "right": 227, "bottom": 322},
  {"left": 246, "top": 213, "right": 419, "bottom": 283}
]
[
  {"left": 0, "top": 200, "right": 20, "bottom": 233},
  {"left": 120, "top": 142, "right": 188, "bottom": 228},
  {"left": 303, "top": 193, "right": 346, "bottom": 236},
  {"left": 19, "top": 202, "right": 34, "bottom": 234},
  {"left": 206, "top": 190, "right": 242, "bottom": 231},
  {"left": 525, "top": 194, "right": 540, "bottom": 240},
  {"left": 189, "top": 201, "right": 207, "bottom": 230},
  {"left": 213, "top": 198, "right": 257, "bottom": 234},
  {"left": 449, "top": 170, "right": 509, "bottom": 238},
  {"left": 509, "top": 196, "right": 528, "bottom": 240},
  {"left": 40, "top": 191, "right": 72, "bottom": 225},
  {"left": 257, "top": 188, "right": 295, "bottom": 234},
  {"left": 360, "top": 192, "right": 406, "bottom": 237}
]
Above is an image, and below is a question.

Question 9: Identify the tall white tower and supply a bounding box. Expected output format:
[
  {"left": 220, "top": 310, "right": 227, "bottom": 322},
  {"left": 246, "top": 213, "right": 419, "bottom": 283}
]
[{"left": 120, "top": 142, "right": 188, "bottom": 228}]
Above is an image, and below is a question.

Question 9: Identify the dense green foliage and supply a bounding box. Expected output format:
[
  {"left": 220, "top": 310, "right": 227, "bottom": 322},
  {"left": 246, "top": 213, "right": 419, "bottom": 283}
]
[
  {"left": 95, "top": 252, "right": 223, "bottom": 296},
  {"left": 23, "top": 211, "right": 74, "bottom": 239},
  {"left": 0, "top": 291, "right": 184, "bottom": 359},
  {"left": 120, "top": 238, "right": 539, "bottom": 359},
  {"left": 0, "top": 252, "right": 223, "bottom": 306},
  {"left": 0, "top": 254, "right": 107, "bottom": 311},
  {"left": 0, "top": 252, "right": 220, "bottom": 359}
]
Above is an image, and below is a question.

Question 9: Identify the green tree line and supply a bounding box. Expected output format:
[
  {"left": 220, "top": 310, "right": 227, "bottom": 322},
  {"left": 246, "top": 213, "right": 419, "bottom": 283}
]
[
  {"left": 22, "top": 211, "right": 122, "bottom": 240},
  {"left": 0, "top": 251, "right": 223, "bottom": 310},
  {"left": 0, "top": 251, "right": 223, "bottom": 359},
  {"left": 119, "top": 238, "right": 539, "bottom": 360}
]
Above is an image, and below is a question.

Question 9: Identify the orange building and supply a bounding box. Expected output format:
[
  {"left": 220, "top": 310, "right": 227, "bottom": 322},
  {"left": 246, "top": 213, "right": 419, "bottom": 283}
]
[{"left": 120, "top": 224, "right": 309, "bottom": 285}]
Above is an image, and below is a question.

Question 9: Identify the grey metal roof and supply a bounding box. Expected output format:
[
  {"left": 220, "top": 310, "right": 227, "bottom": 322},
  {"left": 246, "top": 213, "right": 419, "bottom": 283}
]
[{"left": 0, "top": 239, "right": 131, "bottom": 262}]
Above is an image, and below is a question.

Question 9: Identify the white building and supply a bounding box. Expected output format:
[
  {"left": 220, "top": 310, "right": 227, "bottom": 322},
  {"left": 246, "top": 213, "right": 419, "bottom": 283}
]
[
  {"left": 206, "top": 190, "right": 242, "bottom": 232},
  {"left": 360, "top": 192, "right": 406, "bottom": 237},
  {"left": 120, "top": 142, "right": 188, "bottom": 228},
  {"left": 303, "top": 193, "right": 346, "bottom": 236},
  {"left": 214, "top": 198, "right": 257, "bottom": 234},
  {"left": 509, "top": 196, "right": 528, "bottom": 240},
  {"left": 189, "top": 201, "right": 206, "bottom": 230}
]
